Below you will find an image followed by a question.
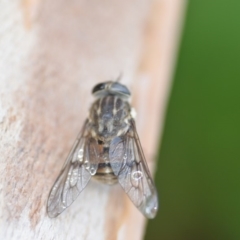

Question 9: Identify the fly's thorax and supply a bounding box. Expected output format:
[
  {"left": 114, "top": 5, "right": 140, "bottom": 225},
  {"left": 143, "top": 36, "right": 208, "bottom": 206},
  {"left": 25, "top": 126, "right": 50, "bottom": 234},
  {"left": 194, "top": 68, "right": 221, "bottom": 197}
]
[{"left": 88, "top": 95, "right": 131, "bottom": 141}]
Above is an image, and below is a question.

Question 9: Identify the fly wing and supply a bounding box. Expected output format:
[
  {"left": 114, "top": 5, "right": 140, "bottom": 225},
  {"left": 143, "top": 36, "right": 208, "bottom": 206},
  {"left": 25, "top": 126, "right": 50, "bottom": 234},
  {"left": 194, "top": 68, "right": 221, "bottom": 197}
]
[
  {"left": 47, "top": 120, "right": 99, "bottom": 218},
  {"left": 109, "top": 119, "right": 158, "bottom": 219}
]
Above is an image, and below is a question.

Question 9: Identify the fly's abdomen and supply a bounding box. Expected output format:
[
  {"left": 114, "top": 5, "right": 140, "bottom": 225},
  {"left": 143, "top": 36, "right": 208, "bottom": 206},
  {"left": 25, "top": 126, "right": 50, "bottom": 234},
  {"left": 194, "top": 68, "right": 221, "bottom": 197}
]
[{"left": 93, "top": 163, "right": 118, "bottom": 185}]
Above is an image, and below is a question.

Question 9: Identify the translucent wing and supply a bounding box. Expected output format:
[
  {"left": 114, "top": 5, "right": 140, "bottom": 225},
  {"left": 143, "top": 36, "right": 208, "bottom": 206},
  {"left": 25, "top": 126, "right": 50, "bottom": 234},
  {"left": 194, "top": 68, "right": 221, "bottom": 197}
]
[
  {"left": 109, "top": 119, "right": 158, "bottom": 218},
  {"left": 47, "top": 120, "right": 99, "bottom": 218}
]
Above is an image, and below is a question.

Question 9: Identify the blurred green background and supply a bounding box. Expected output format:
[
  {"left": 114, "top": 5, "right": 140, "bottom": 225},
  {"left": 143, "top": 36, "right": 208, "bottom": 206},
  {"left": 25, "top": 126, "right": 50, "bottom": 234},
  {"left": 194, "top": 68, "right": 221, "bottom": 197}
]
[{"left": 145, "top": 1, "right": 240, "bottom": 239}]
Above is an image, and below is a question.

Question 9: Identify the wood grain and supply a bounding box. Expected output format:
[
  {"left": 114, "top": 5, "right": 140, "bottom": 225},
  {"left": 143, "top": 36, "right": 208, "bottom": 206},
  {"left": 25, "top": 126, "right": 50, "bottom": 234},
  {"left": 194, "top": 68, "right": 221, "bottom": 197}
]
[{"left": 0, "top": 0, "right": 186, "bottom": 239}]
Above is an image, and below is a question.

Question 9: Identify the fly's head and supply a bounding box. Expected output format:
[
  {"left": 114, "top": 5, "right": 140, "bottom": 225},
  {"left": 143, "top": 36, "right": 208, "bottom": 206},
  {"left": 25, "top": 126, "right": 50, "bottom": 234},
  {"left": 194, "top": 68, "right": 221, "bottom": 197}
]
[{"left": 92, "top": 81, "right": 131, "bottom": 99}]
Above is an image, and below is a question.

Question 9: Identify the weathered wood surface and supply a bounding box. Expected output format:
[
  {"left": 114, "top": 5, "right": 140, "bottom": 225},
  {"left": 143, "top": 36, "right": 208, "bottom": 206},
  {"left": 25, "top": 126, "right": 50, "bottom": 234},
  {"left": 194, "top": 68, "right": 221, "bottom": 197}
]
[{"left": 0, "top": 0, "right": 186, "bottom": 239}]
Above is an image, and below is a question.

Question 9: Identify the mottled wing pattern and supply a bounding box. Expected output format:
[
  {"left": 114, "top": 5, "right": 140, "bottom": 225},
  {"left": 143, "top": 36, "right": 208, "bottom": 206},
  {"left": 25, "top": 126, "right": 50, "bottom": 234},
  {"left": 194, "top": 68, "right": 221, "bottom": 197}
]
[
  {"left": 109, "top": 119, "right": 158, "bottom": 218},
  {"left": 47, "top": 121, "right": 99, "bottom": 218}
]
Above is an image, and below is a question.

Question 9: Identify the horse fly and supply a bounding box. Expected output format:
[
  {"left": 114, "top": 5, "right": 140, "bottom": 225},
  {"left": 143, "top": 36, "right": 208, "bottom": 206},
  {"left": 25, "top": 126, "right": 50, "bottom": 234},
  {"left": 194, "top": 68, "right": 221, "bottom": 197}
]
[{"left": 47, "top": 81, "right": 158, "bottom": 218}]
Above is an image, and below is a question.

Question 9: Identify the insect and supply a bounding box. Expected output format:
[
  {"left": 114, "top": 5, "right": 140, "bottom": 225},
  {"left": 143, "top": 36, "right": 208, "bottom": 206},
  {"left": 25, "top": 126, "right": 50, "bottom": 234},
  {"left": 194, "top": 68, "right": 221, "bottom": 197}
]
[{"left": 47, "top": 81, "right": 158, "bottom": 219}]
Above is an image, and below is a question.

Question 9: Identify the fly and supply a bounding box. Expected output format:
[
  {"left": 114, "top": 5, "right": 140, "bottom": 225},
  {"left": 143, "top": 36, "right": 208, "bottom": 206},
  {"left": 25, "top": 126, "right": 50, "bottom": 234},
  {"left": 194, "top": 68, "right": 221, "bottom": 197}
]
[{"left": 47, "top": 81, "right": 158, "bottom": 218}]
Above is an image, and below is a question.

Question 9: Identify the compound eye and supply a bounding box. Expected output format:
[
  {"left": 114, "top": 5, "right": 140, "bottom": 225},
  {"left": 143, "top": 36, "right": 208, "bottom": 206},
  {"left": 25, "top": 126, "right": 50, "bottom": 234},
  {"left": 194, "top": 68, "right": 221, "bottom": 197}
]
[
  {"left": 110, "top": 82, "right": 131, "bottom": 97},
  {"left": 92, "top": 83, "right": 106, "bottom": 94}
]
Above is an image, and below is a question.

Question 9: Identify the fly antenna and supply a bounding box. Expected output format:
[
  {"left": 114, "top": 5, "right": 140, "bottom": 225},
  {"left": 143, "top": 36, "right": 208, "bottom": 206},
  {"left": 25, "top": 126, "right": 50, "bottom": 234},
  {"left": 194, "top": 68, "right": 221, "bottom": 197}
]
[{"left": 115, "top": 72, "right": 123, "bottom": 82}]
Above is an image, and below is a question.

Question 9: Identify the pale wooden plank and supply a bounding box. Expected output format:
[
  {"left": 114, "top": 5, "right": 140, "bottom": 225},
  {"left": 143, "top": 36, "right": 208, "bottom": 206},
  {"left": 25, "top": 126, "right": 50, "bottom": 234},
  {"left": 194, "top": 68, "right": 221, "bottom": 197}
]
[{"left": 0, "top": 0, "right": 186, "bottom": 239}]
